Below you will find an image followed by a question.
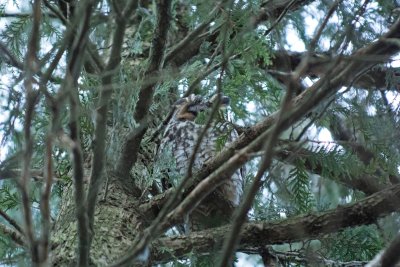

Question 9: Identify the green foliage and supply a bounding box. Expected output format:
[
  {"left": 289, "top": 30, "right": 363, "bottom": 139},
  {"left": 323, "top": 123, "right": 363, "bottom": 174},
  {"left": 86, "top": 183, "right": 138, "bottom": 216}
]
[
  {"left": 306, "top": 144, "right": 364, "bottom": 188},
  {"left": 0, "top": 0, "right": 400, "bottom": 266},
  {"left": 1, "top": 15, "right": 30, "bottom": 57},
  {"left": 0, "top": 182, "right": 19, "bottom": 210},
  {"left": 320, "top": 225, "right": 384, "bottom": 261},
  {"left": 287, "top": 160, "right": 315, "bottom": 213},
  {"left": 0, "top": 236, "right": 24, "bottom": 267}
]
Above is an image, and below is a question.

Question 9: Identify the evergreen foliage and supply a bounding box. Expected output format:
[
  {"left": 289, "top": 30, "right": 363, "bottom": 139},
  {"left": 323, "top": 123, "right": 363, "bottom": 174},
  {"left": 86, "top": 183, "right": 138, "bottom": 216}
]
[{"left": 0, "top": 0, "right": 400, "bottom": 266}]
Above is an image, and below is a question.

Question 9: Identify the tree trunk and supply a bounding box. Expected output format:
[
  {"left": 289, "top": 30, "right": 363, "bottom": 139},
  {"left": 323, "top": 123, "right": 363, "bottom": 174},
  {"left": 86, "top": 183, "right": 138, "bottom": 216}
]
[{"left": 52, "top": 173, "right": 143, "bottom": 266}]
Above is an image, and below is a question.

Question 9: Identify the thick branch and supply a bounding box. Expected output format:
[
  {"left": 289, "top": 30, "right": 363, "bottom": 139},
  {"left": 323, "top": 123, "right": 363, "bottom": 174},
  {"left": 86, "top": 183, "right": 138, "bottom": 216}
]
[
  {"left": 167, "top": 0, "right": 314, "bottom": 67},
  {"left": 150, "top": 182, "right": 400, "bottom": 263},
  {"left": 268, "top": 51, "right": 390, "bottom": 90}
]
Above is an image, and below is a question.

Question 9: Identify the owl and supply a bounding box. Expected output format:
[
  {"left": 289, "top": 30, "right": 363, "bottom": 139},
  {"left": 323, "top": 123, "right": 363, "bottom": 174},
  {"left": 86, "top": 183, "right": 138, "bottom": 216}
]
[{"left": 156, "top": 94, "right": 244, "bottom": 231}]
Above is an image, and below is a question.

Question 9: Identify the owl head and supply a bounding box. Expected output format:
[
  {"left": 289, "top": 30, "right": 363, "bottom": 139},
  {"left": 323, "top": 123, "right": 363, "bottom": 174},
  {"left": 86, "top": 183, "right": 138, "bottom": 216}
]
[{"left": 174, "top": 94, "right": 230, "bottom": 121}]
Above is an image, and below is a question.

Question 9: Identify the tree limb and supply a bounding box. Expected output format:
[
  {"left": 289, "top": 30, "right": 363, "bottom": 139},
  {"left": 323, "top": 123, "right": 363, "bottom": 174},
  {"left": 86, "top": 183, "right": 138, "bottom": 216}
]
[
  {"left": 167, "top": 0, "right": 316, "bottom": 67},
  {"left": 150, "top": 182, "right": 400, "bottom": 264},
  {"left": 268, "top": 51, "right": 391, "bottom": 90},
  {"left": 0, "top": 223, "right": 25, "bottom": 247},
  {"left": 0, "top": 209, "right": 23, "bottom": 235}
]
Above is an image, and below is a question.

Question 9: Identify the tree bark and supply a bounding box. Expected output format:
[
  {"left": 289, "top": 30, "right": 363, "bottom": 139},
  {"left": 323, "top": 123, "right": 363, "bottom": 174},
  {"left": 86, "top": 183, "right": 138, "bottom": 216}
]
[
  {"left": 52, "top": 173, "right": 144, "bottom": 266},
  {"left": 51, "top": 169, "right": 400, "bottom": 265}
]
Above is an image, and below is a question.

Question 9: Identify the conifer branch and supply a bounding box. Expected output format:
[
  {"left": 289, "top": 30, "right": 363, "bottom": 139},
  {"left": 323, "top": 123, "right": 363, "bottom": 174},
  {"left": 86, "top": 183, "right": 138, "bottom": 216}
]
[{"left": 150, "top": 182, "right": 400, "bottom": 263}]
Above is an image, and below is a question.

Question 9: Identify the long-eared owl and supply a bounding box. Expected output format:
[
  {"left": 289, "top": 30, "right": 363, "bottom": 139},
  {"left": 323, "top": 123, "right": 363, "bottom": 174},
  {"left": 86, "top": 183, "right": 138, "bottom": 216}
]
[{"left": 156, "top": 94, "right": 244, "bottom": 231}]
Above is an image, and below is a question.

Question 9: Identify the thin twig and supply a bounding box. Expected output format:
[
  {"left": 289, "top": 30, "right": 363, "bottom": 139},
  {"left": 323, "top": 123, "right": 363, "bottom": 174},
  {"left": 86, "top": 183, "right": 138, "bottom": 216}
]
[
  {"left": 309, "top": 0, "right": 341, "bottom": 52},
  {"left": 0, "top": 12, "right": 58, "bottom": 18},
  {"left": 0, "top": 209, "right": 24, "bottom": 235}
]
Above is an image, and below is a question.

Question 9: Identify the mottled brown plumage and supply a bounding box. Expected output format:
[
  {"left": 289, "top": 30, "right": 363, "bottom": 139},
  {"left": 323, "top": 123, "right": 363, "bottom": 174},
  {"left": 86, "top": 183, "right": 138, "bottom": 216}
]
[{"left": 156, "top": 94, "right": 244, "bottom": 232}]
